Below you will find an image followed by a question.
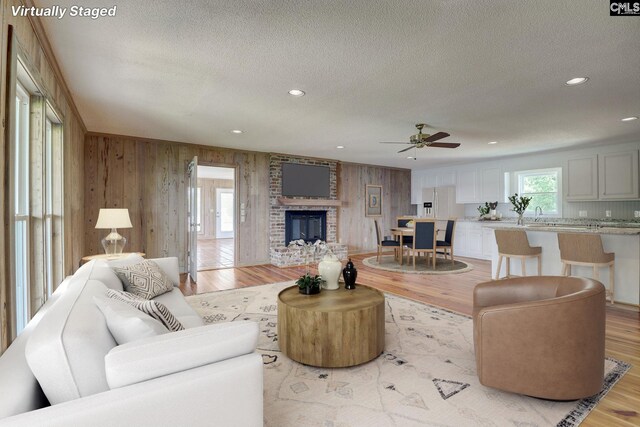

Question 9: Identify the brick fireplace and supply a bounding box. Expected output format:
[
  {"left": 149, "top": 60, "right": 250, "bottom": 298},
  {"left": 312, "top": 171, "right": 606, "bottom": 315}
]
[{"left": 269, "top": 154, "right": 347, "bottom": 267}]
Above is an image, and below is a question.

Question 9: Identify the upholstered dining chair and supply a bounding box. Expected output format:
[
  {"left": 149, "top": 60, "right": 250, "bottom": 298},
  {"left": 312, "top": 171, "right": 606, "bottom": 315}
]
[
  {"left": 473, "top": 276, "right": 606, "bottom": 400},
  {"left": 374, "top": 219, "right": 402, "bottom": 262},
  {"left": 396, "top": 216, "right": 414, "bottom": 247},
  {"left": 409, "top": 219, "right": 437, "bottom": 270},
  {"left": 436, "top": 219, "right": 457, "bottom": 265}
]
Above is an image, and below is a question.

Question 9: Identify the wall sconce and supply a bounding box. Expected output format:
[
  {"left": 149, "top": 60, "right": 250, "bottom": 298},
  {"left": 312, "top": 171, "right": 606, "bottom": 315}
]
[{"left": 95, "top": 208, "right": 133, "bottom": 255}]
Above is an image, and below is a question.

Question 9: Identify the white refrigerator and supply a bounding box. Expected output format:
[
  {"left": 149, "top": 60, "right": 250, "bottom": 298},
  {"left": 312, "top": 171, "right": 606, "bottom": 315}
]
[{"left": 421, "top": 186, "right": 465, "bottom": 222}]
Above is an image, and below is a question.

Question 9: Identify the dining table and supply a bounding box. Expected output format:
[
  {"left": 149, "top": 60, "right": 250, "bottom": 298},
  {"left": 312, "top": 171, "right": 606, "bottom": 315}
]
[
  {"left": 390, "top": 225, "right": 444, "bottom": 265},
  {"left": 390, "top": 227, "right": 414, "bottom": 265}
]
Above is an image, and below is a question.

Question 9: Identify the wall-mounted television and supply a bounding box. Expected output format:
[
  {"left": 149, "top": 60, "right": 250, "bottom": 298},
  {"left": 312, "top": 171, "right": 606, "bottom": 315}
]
[{"left": 281, "top": 163, "right": 330, "bottom": 197}]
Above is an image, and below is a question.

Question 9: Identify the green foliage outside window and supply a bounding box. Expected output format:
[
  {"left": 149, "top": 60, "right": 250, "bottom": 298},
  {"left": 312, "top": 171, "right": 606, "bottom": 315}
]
[{"left": 518, "top": 172, "right": 559, "bottom": 213}]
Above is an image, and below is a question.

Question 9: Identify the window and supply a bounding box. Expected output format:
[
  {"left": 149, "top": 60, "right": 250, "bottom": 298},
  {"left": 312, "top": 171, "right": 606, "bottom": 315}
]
[
  {"left": 514, "top": 168, "right": 562, "bottom": 216},
  {"left": 10, "top": 60, "right": 65, "bottom": 337},
  {"left": 13, "top": 81, "right": 30, "bottom": 334}
]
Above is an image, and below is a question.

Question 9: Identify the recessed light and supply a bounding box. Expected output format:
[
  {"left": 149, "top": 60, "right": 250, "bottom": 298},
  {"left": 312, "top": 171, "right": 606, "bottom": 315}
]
[
  {"left": 488, "top": 141, "right": 498, "bottom": 145},
  {"left": 336, "top": 145, "right": 344, "bottom": 149},
  {"left": 566, "top": 77, "right": 588, "bottom": 86},
  {"left": 621, "top": 116, "right": 638, "bottom": 122},
  {"left": 231, "top": 129, "right": 243, "bottom": 134},
  {"left": 407, "top": 156, "right": 415, "bottom": 159},
  {"left": 288, "top": 89, "right": 305, "bottom": 97}
]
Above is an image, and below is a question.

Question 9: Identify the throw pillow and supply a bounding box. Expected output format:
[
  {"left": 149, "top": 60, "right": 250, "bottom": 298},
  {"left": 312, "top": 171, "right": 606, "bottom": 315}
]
[
  {"left": 112, "top": 260, "right": 174, "bottom": 299},
  {"left": 106, "top": 289, "right": 184, "bottom": 332},
  {"left": 94, "top": 296, "right": 168, "bottom": 344}
]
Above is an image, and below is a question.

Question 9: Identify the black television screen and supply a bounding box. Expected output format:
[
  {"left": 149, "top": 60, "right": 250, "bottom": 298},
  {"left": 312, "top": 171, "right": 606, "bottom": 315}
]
[{"left": 281, "top": 163, "right": 330, "bottom": 197}]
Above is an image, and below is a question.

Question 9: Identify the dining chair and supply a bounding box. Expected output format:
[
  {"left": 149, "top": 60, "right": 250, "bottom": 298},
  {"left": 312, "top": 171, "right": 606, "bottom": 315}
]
[
  {"left": 436, "top": 218, "right": 457, "bottom": 265},
  {"left": 374, "top": 219, "right": 402, "bottom": 263},
  {"left": 396, "top": 216, "right": 415, "bottom": 246},
  {"left": 409, "top": 219, "right": 437, "bottom": 270}
]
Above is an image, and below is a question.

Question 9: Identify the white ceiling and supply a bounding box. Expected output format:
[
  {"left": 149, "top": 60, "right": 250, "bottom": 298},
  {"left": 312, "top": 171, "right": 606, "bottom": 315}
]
[{"left": 36, "top": 0, "right": 640, "bottom": 169}]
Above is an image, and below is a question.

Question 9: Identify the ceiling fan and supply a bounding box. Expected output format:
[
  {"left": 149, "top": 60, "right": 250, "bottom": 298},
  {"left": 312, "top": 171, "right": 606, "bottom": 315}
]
[{"left": 380, "top": 124, "right": 460, "bottom": 153}]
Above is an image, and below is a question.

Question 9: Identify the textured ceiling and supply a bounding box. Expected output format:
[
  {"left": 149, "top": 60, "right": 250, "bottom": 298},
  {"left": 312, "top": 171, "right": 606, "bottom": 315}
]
[{"left": 36, "top": 0, "right": 640, "bottom": 168}]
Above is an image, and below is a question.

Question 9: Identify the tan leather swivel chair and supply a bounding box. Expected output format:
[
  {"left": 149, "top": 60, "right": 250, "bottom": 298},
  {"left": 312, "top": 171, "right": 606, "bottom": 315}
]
[{"left": 473, "top": 276, "right": 606, "bottom": 400}]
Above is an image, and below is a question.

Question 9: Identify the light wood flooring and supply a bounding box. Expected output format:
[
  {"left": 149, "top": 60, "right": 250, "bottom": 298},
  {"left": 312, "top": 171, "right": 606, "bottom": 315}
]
[
  {"left": 179, "top": 252, "right": 640, "bottom": 426},
  {"left": 196, "top": 238, "right": 234, "bottom": 270}
]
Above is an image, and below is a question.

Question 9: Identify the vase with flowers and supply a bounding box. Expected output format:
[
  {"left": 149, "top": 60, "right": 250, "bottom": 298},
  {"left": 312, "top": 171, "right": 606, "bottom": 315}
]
[{"left": 508, "top": 193, "right": 532, "bottom": 226}]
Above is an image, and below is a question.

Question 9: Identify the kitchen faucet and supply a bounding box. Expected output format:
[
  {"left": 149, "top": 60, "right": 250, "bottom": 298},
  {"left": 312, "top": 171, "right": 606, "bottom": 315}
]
[{"left": 534, "top": 206, "right": 543, "bottom": 222}]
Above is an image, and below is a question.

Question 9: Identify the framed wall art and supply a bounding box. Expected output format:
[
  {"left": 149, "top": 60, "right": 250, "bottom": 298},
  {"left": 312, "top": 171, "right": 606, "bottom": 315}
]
[{"left": 365, "top": 185, "right": 382, "bottom": 217}]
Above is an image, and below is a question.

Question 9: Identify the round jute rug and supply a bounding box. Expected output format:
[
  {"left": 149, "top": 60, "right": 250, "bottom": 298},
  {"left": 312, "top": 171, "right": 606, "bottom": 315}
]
[{"left": 362, "top": 254, "right": 473, "bottom": 274}]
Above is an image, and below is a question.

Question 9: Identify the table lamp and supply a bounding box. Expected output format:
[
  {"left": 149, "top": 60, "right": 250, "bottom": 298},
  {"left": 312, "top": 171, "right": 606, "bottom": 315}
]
[{"left": 95, "top": 208, "right": 133, "bottom": 255}]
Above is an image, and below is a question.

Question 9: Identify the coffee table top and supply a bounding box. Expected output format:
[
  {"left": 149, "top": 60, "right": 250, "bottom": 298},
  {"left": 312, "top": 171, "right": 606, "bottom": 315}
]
[{"left": 278, "top": 284, "right": 384, "bottom": 313}]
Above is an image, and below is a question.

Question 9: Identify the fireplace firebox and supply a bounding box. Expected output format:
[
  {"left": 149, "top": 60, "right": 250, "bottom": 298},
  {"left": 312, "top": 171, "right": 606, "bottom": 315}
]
[{"left": 285, "top": 211, "right": 327, "bottom": 245}]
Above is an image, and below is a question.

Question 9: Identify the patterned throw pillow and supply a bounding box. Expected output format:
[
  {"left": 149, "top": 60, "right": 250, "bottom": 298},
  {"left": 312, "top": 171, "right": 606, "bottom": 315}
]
[
  {"left": 112, "top": 260, "right": 174, "bottom": 299},
  {"left": 106, "top": 289, "right": 184, "bottom": 332}
]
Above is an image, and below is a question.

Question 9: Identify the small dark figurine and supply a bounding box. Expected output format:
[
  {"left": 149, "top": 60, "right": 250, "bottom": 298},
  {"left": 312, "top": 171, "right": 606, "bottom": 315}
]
[{"left": 342, "top": 258, "right": 357, "bottom": 290}]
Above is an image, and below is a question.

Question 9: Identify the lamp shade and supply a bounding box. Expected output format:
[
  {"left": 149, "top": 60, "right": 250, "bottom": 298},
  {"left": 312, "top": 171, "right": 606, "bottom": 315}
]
[{"left": 95, "top": 208, "right": 133, "bottom": 229}]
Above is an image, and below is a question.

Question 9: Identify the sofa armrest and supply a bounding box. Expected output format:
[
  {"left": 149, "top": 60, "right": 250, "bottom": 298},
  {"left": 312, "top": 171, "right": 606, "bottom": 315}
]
[
  {"left": 105, "top": 321, "right": 258, "bottom": 389},
  {"left": 0, "top": 354, "right": 263, "bottom": 427},
  {"left": 147, "top": 257, "right": 180, "bottom": 286}
]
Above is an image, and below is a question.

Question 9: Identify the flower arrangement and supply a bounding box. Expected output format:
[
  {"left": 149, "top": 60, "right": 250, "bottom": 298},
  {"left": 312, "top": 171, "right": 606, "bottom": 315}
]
[
  {"left": 508, "top": 193, "right": 532, "bottom": 215},
  {"left": 508, "top": 193, "right": 532, "bottom": 225},
  {"left": 477, "top": 202, "right": 490, "bottom": 217}
]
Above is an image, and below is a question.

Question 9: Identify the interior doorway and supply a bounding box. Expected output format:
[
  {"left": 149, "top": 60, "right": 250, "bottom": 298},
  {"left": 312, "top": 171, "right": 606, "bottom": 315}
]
[{"left": 196, "top": 165, "right": 236, "bottom": 270}]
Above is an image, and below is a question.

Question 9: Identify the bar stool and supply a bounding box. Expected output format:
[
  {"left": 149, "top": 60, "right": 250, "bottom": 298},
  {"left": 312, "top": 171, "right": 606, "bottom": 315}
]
[
  {"left": 494, "top": 229, "right": 542, "bottom": 280},
  {"left": 557, "top": 233, "right": 615, "bottom": 304}
]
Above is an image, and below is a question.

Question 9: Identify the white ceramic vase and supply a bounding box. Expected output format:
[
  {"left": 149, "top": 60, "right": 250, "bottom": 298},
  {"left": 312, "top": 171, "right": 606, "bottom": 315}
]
[{"left": 318, "top": 254, "right": 341, "bottom": 290}]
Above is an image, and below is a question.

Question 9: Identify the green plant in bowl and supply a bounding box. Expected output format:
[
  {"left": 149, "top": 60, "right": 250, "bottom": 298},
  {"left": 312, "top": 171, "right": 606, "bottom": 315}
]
[{"left": 296, "top": 273, "right": 323, "bottom": 295}]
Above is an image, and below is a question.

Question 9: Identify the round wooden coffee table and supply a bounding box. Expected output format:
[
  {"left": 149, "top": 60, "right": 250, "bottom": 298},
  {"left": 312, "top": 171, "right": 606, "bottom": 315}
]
[{"left": 277, "top": 284, "right": 385, "bottom": 368}]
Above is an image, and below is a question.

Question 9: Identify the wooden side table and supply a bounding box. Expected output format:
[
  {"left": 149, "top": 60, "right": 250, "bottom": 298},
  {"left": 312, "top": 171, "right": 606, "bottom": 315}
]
[
  {"left": 277, "top": 284, "right": 385, "bottom": 368},
  {"left": 81, "top": 252, "right": 145, "bottom": 265}
]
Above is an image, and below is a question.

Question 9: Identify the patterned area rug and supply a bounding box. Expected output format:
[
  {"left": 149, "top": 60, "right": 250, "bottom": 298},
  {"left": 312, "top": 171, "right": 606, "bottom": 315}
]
[
  {"left": 363, "top": 254, "right": 473, "bottom": 274},
  {"left": 186, "top": 282, "right": 630, "bottom": 427}
]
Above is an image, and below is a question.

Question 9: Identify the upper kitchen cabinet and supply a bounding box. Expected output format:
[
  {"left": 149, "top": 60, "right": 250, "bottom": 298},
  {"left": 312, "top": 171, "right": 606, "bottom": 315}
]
[
  {"left": 598, "top": 150, "right": 639, "bottom": 200},
  {"left": 565, "top": 155, "right": 598, "bottom": 201},
  {"left": 479, "top": 167, "right": 501, "bottom": 203},
  {"left": 437, "top": 171, "right": 456, "bottom": 187},
  {"left": 457, "top": 167, "right": 501, "bottom": 204},
  {"left": 456, "top": 168, "right": 479, "bottom": 203}
]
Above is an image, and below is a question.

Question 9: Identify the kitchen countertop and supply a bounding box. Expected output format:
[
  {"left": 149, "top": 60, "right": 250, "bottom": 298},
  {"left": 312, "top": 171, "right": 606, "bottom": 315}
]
[{"left": 480, "top": 222, "right": 640, "bottom": 235}]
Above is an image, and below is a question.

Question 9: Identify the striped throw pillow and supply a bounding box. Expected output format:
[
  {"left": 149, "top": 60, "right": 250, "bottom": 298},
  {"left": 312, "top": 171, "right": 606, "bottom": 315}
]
[
  {"left": 106, "top": 289, "right": 184, "bottom": 332},
  {"left": 112, "top": 260, "right": 174, "bottom": 299}
]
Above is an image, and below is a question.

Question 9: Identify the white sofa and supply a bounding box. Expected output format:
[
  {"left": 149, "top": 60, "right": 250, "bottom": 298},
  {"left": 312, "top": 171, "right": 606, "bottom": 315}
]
[{"left": 0, "top": 257, "right": 263, "bottom": 426}]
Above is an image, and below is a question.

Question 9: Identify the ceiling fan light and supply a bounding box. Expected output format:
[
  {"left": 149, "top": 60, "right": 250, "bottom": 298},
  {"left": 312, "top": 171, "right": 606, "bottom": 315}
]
[{"left": 565, "top": 77, "right": 588, "bottom": 86}]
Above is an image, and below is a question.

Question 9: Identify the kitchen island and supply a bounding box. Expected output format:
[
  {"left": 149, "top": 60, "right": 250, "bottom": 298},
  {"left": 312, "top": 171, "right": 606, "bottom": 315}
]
[{"left": 482, "top": 223, "right": 640, "bottom": 305}]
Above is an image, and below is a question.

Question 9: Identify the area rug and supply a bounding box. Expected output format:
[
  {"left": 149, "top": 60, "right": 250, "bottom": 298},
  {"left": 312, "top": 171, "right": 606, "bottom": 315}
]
[
  {"left": 186, "top": 282, "right": 630, "bottom": 427},
  {"left": 363, "top": 254, "right": 473, "bottom": 274}
]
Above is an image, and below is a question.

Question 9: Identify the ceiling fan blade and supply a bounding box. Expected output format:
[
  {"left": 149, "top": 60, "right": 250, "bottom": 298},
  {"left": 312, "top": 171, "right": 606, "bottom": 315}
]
[
  {"left": 397, "top": 146, "right": 416, "bottom": 153},
  {"left": 424, "top": 132, "right": 450, "bottom": 143},
  {"left": 428, "top": 142, "right": 460, "bottom": 148},
  {"left": 379, "top": 141, "right": 412, "bottom": 144}
]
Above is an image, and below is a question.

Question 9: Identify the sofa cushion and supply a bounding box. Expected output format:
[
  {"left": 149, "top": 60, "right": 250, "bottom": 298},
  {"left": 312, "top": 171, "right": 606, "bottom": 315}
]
[
  {"left": 107, "top": 290, "right": 184, "bottom": 332},
  {"left": 94, "top": 296, "right": 168, "bottom": 344},
  {"left": 153, "top": 288, "right": 205, "bottom": 329},
  {"left": 25, "top": 274, "right": 117, "bottom": 405},
  {"left": 112, "top": 260, "right": 174, "bottom": 299}
]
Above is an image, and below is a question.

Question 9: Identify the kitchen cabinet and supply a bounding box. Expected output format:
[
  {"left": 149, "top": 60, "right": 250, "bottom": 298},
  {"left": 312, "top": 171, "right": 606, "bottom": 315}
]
[
  {"left": 566, "top": 155, "right": 598, "bottom": 201},
  {"left": 456, "top": 169, "right": 479, "bottom": 203},
  {"left": 454, "top": 221, "right": 493, "bottom": 260},
  {"left": 479, "top": 167, "right": 501, "bottom": 203},
  {"left": 598, "top": 150, "right": 639, "bottom": 200}
]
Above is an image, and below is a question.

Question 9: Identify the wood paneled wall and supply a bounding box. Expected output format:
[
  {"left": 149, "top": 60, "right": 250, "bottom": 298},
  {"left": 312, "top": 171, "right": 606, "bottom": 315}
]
[
  {"left": 338, "top": 162, "right": 413, "bottom": 253},
  {"left": 84, "top": 134, "right": 413, "bottom": 270},
  {"left": 1, "top": 1, "right": 86, "bottom": 350},
  {"left": 84, "top": 134, "right": 271, "bottom": 271}
]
